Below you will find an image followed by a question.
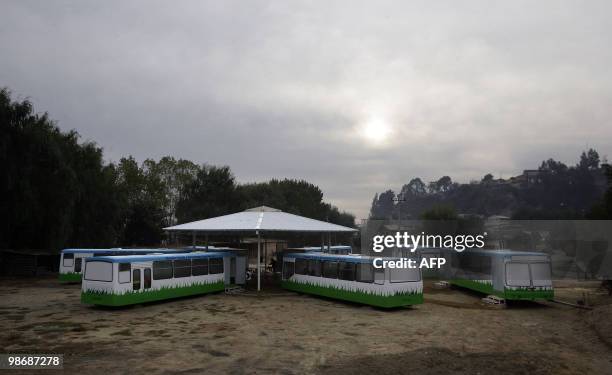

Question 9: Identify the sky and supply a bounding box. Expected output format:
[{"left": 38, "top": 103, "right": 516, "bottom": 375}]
[{"left": 1, "top": 1, "right": 612, "bottom": 219}]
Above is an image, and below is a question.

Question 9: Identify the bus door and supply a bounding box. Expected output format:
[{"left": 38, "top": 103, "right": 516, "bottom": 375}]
[
  {"left": 133, "top": 269, "right": 141, "bottom": 291},
  {"left": 131, "top": 267, "right": 152, "bottom": 291},
  {"left": 143, "top": 268, "right": 152, "bottom": 290},
  {"left": 74, "top": 258, "right": 82, "bottom": 273}
]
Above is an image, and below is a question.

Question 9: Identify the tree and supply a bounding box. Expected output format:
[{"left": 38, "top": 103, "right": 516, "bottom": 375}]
[
  {"left": 0, "top": 87, "right": 362, "bottom": 249},
  {"left": 143, "top": 157, "right": 200, "bottom": 226},
  {"left": 237, "top": 179, "right": 355, "bottom": 227},
  {"left": 401, "top": 178, "right": 427, "bottom": 197},
  {"left": 370, "top": 150, "right": 608, "bottom": 220},
  {"left": 322, "top": 203, "right": 356, "bottom": 228},
  {"left": 481, "top": 173, "right": 494, "bottom": 183},
  {"left": 429, "top": 176, "right": 455, "bottom": 193},
  {"left": 370, "top": 190, "right": 395, "bottom": 219},
  {"left": 421, "top": 205, "right": 458, "bottom": 220},
  {"left": 578, "top": 148, "right": 600, "bottom": 170},
  {"left": 539, "top": 158, "right": 568, "bottom": 175},
  {"left": 176, "top": 165, "right": 240, "bottom": 222},
  {"left": 0, "top": 89, "right": 125, "bottom": 249},
  {"left": 68, "top": 144, "right": 123, "bottom": 247},
  {"left": 530, "top": 153, "right": 602, "bottom": 213},
  {"left": 369, "top": 193, "right": 379, "bottom": 218},
  {"left": 115, "top": 157, "right": 167, "bottom": 246},
  {"left": 588, "top": 164, "right": 612, "bottom": 219}
]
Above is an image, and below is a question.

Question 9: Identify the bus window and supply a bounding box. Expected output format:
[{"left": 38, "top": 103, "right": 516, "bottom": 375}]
[
  {"left": 506, "top": 263, "right": 530, "bottom": 287},
  {"left": 374, "top": 268, "right": 385, "bottom": 285},
  {"left": 173, "top": 260, "right": 192, "bottom": 278},
  {"left": 530, "top": 263, "right": 552, "bottom": 287},
  {"left": 74, "top": 258, "right": 82, "bottom": 273},
  {"left": 133, "top": 269, "right": 141, "bottom": 290},
  {"left": 283, "top": 261, "right": 295, "bottom": 280},
  {"left": 153, "top": 261, "right": 173, "bottom": 280},
  {"left": 84, "top": 261, "right": 112, "bottom": 282},
  {"left": 322, "top": 261, "right": 338, "bottom": 279},
  {"left": 338, "top": 262, "right": 355, "bottom": 281},
  {"left": 390, "top": 266, "right": 420, "bottom": 283},
  {"left": 63, "top": 253, "right": 74, "bottom": 267},
  {"left": 356, "top": 264, "right": 374, "bottom": 283},
  {"left": 308, "top": 260, "right": 321, "bottom": 277},
  {"left": 295, "top": 259, "right": 308, "bottom": 275},
  {"left": 144, "top": 268, "right": 151, "bottom": 289},
  {"left": 192, "top": 259, "right": 209, "bottom": 276},
  {"left": 118, "top": 263, "right": 131, "bottom": 283},
  {"left": 209, "top": 258, "right": 224, "bottom": 274}
]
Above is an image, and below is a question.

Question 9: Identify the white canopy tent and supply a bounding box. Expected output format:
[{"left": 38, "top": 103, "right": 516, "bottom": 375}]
[{"left": 164, "top": 206, "right": 357, "bottom": 291}]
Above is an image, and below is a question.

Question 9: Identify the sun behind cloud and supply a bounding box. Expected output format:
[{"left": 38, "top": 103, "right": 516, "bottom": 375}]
[{"left": 359, "top": 117, "right": 393, "bottom": 147}]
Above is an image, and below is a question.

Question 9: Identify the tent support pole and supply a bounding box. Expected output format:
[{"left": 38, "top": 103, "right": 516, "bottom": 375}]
[
  {"left": 327, "top": 232, "right": 331, "bottom": 252},
  {"left": 264, "top": 240, "right": 267, "bottom": 274},
  {"left": 205, "top": 234, "right": 209, "bottom": 250},
  {"left": 257, "top": 232, "right": 261, "bottom": 292},
  {"left": 192, "top": 231, "right": 196, "bottom": 249},
  {"left": 321, "top": 234, "right": 324, "bottom": 251}
]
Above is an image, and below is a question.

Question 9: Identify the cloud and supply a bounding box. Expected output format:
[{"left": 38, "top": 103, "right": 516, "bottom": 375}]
[{"left": 1, "top": 0, "right": 611, "bottom": 218}]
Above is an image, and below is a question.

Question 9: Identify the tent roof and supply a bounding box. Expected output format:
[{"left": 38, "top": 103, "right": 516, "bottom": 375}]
[{"left": 164, "top": 206, "right": 357, "bottom": 233}]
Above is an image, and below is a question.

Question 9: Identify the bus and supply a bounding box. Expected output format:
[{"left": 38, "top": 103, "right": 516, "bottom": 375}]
[
  {"left": 299, "top": 246, "right": 352, "bottom": 255},
  {"left": 81, "top": 251, "right": 246, "bottom": 306},
  {"left": 281, "top": 252, "right": 423, "bottom": 308},
  {"left": 59, "top": 248, "right": 193, "bottom": 282},
  {"left": 442, "top": 249, "right": 554, "bottom": 301}
]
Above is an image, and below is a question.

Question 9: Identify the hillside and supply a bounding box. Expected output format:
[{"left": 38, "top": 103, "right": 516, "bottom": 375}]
[{"left": 370, "top": 151, "right": 609, "bottom": 219}]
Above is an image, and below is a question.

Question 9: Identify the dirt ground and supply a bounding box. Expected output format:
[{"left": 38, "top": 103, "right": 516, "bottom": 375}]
[{"left": 1, "top": 277, "right": 611, "bottom": 375}]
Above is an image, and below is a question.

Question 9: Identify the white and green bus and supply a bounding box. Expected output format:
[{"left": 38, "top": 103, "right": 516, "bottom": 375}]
[
  {"left": 81, "top": 251, "right": 246, "bottom": 306},
  {"left": 442, "top": 249, "right": 554, "bottom": 301},
  {"left": 281, "top": 252, "right": 423, "bottom": 308},
  {"left": 59, "top": 248, "right": 191, "bottom": 282},
  {"left": 298, "top": 246, "right": 352, "bottom": 255}
]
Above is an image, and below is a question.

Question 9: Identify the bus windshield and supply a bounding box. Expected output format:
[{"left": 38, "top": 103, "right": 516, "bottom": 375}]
[
  {"left": 505, "top": 262, "right": 530, "bottom": 287},
  {"left": 84, "top": 261, "right": 113, "bottom": 282},
  {"left": 530, "top": 262, "right": 552, "bottom": 287}
]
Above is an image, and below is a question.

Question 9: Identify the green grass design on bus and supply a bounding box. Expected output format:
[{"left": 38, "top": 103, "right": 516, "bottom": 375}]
[
  {"left": 59, "top": 272, "right": 82, "bottom": 282},
  {"left": 450, "top": 279, "right": 495, "bottom": 295},
  {"left": 450, "top": 279, "right": 554, "bottom": 300},
  {"left": 502, "top": 287, "right": 554, "bottom": 301},
  {"left": 81, "top": 281, "right": 225, "bottom": 306},
  {"left": 281, "top": 280, "right": 423, "bottom": 308}
]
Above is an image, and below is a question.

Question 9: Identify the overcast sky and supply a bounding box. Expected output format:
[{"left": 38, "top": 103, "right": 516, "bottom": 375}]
[{"left": 2, "top": 1, "right": 612, "bottom": 219}]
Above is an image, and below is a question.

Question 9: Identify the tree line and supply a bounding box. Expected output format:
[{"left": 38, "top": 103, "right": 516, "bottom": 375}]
[
  {"left": 370, "top": 149, "right": 611, "bottom": 220},
  {"left": 0, "top": 89, "right": 355, "bottom": 250}
]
